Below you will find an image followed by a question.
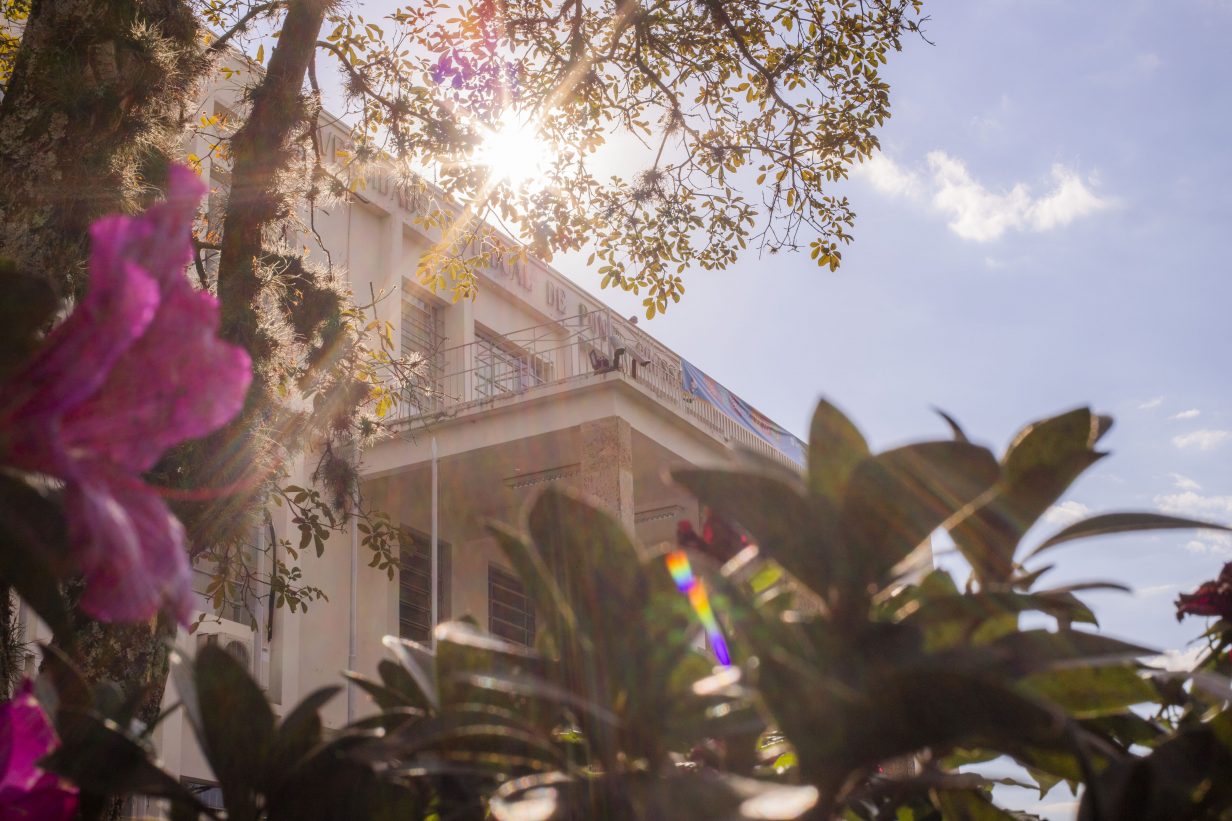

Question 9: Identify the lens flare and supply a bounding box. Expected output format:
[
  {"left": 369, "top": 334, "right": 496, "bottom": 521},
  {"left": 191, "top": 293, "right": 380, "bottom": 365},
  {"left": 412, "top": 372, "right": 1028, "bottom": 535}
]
[{"left": 666, "top": 549, "right": 731, "bottom": 666}]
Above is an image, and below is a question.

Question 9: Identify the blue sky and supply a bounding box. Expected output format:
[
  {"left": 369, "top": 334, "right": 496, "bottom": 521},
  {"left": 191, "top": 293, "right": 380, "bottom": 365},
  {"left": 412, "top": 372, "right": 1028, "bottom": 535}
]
[
  {"left": 585, "top": 0, "right": 1231, "bottom": 644},
  {"left": 569, "top": 3, "right": 1230, "bottom": 813}
]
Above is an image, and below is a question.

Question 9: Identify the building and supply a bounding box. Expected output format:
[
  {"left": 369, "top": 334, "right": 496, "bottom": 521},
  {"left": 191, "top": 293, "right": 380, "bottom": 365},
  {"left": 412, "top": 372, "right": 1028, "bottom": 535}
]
[{"left": 16, "top": 60, "right": 807, "bottom": 811}]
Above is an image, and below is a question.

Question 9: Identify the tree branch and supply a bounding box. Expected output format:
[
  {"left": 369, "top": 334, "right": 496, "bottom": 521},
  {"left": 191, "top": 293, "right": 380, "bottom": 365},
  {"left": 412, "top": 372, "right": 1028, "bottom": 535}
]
[{"left": 205, "top": 1, "right": 287, "bottom": 57}]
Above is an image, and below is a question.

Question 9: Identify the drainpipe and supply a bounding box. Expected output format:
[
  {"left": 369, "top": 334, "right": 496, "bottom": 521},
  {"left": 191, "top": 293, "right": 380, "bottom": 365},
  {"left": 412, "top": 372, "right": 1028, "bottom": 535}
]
[
  {"left": 430, "top": 436, "right": 439, "bottom": 650},
  {"left": 347, "top": 445, "right": 361, "bottom": 723}
]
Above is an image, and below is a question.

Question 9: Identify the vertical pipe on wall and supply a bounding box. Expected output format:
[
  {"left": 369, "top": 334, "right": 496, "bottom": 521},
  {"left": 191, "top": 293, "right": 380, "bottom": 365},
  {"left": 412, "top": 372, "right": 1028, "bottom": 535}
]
[
  {"left": 346, "top": 202, "right": 358, "bottom": 720},
  {"left": 347, "top": 499, "right": 359, "bottom": 723},
  {"left": 430, "top": 437, "right": 439, "bottom": 651}
]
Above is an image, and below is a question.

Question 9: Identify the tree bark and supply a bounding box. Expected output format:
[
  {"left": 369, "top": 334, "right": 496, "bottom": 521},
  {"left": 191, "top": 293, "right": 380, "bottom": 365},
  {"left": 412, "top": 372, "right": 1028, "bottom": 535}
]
[
  {"left": 0, "top": 5, "right": 205, "bottom": 818},
  {"left": 2, "top": 4, "right": 335, "bottom": 813},
  {"left": 217, "top": 0, "right": 331, "bottom": 352},
  {"left": 0, "top": 0, "right": 209, "bottom": 295},
  {"left": 0, "top": 584, "right": 21, "bottom": 697}
]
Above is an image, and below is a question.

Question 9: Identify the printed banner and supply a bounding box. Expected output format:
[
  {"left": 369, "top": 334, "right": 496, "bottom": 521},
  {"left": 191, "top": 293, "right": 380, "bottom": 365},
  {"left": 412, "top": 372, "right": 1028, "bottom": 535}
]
[{"left": 680, "top": 359, "right": 806, "bottom": 465}]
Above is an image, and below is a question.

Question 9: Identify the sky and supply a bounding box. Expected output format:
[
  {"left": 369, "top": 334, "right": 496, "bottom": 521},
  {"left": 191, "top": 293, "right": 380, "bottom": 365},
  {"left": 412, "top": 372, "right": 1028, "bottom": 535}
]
[
  {"left": 554, "top": 2, "right": 1230, "bottom": 814},
  {"left": 321, "top": 2, "right": 1230, "bottom": 815},
  {"left": 581, "top": 0, "right": 1231, "bottom": 645}
]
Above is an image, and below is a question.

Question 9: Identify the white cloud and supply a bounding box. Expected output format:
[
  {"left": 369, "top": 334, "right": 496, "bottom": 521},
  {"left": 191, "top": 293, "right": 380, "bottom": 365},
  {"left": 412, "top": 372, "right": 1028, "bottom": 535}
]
[
  {"left": 1185, "top": 538, "right": 1232, "bottom": 556},
  {"left": 1136, "top": 52, "right": 1163, "bottom": 72},
  {"left": 1137, "top": 396, "right": 1164, "bottom": 411},
  {"left": 1173, "top": 429, "right": 1232, "bottom": 451},
  {"left": 1155, "top": 491, "right": 1232, "bottom": 552},
  {"left": 1044, "top": 500, "right": 1090, "bottom": 527},
  {"left": 855, "top": 153, "right": 923, "bottom": 199},
  {"left": 856, "top": 151, "right": 1114, "bottom": 242},
  {"left": 1169, "top": 472, "right": 1202, "bottom": 491},
  {"left": 1155, "top": 490, "right": 1232, "bottom": 518},
  {"left": 1147, "top": 645, "right": 1208, "bottom": 673},
  {"left": 927, "top": 152, "right": 1113, "bottom": 241},
  {"left": 1027, "top": 165, "right": 1114, "bottom": 232},
  {"left": 1169, "top": 408, "right": 1201, "bottom": 420}
]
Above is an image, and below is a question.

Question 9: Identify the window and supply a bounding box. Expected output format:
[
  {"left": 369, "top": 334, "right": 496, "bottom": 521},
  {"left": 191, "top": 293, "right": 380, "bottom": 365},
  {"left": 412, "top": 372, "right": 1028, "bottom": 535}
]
[
  {"left": 400, "top": 290, "right": 443, "bottom": 412},
  {"left": 474, "top": 330, "right": 551, "bottom": 400},
  {"left": 488, "top": 564, "right": 535, "bottom": 647},
  {"left": 399, "top": 528, "right": 450, "bottom": 643}
]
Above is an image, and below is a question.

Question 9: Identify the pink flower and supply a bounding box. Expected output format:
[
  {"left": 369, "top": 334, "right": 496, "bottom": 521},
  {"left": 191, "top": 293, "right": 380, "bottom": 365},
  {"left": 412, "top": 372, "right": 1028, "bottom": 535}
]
[
  {"left": 1176, "top": 561, "right": 1232, "bottom": 623},
  {"left": 0, "top": 166, "right": 251, "bottom": 623},
  {"left": 676, "top": 510, "right": 749, "bottom": 564},
  {"left": 0, "top": 681, "right": 77, "bottom": 820}
]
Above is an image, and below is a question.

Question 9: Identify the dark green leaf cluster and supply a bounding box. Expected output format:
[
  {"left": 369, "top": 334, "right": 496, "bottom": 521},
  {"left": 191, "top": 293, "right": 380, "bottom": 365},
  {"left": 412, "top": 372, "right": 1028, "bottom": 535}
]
[{"left": 23, "top": 401, "right": 1232, "bottom": 820}]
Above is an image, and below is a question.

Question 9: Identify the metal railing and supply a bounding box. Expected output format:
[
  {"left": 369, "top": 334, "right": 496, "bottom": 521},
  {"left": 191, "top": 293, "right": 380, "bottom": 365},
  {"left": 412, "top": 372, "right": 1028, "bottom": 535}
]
[{"left": 397, "top": 314, "right": 803, "bottom": 470}]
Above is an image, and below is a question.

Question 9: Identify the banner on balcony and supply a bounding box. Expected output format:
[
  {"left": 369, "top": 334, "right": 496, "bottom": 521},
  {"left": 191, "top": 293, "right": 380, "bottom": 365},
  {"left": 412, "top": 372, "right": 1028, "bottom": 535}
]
[{"left": 680, "top": 359, "right": 806, "bottom": 465}]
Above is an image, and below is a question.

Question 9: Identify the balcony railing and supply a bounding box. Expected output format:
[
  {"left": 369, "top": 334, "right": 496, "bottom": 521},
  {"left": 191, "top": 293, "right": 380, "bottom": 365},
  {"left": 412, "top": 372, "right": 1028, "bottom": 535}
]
[{"left": 396, "top": 314, "right": 803, "bottom": 470}]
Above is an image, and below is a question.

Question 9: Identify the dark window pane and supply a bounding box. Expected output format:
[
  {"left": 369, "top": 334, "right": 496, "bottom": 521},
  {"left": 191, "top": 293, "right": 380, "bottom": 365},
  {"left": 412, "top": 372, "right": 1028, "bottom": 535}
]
[{"left": 488, "top": 565, "right": 535, "bottom": 647}]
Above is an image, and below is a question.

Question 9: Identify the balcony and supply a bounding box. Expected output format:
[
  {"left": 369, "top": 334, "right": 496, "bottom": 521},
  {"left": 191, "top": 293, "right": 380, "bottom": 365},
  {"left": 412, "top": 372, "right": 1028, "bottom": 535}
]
[{"left": 394, "top": 313, "right": 804, "bottom": 471}]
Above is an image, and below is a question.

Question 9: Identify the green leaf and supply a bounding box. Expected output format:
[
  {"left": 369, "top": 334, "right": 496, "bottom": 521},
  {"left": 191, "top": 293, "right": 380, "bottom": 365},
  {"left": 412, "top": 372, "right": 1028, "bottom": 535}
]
[
  {"left": 1003, "top": 408, "right": 1110, "bottom": 484},
  {"left": 193, "top": 643, "right": 275, "bottom": 818},
  {"left": 270, "top": 730, "right": 423, "bottom": 820},
  {"left": 526, "top": 488, "right": 649, "bottom": 640},
  {"left": 807, "top": 399, "right": 869, "bottom": 504},
  {"left": 46, "top": 708, "right": 211, "bottom": 814},
  {"left": 376, "top": 657, "right": 435, "bottom": 711},
  {"left": 1080, "top": 712, "right": 1167, "bottom": 748},
  {"left": 1025, "top": 765, "right": 1065, "bottom": 799},
  {"left": 381, "top": 635, "right": 440, "bottom": 711},
  {"left": 933, "top": 789, "right": 1022, "bottom": 820},
  {"left": 970, "top": 629, "right": 1154, "bottom": 676},
  {"left": 1027, "top": 512, "right": 1231, "bottom": 559},
  {"left": 268, "top": 685, "right": 340, "bottom": 784},
  {"left": 932, "top": 407, "right": 970, "bottom": 443},
  {"left": 950, "top": 408, "right": 1109, "bottom": 584},
  {"left": 840, "top": 441, "right": 1000, "bottom": 585},
  {"left": 1019, "top": 665, "right": 1157, "bottom": 718},
  {"left": 343, "top": 670, "right": 416, "bottom": 712},
  {"left": 1078, "top": 722, "right": 1232, "bottom": 820},
  {"left": 671, "top": 467, "right": 838, "bottom": 596},
  {"left": 899, "top": 591, "right": 1100, "bottom": 650}
]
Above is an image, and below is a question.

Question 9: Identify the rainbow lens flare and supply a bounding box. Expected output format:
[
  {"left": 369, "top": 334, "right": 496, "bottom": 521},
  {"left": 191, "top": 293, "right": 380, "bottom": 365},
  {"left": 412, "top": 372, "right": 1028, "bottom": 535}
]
[{"left": 666, "top": 549, "right": 731, "bottom": 666}]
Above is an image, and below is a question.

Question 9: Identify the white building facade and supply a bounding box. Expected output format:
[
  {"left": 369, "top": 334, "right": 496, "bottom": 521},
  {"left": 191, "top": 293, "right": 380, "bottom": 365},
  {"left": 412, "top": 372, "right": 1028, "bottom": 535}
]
[{"left": 20, "top": 65, "right": 808, "bottom": 811}]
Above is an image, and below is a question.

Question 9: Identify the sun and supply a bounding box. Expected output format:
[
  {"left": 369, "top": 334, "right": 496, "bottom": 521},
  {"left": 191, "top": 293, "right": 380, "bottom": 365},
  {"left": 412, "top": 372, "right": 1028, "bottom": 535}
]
[{"left": 475, "top": 112, "right": 553, "bottom": 188}]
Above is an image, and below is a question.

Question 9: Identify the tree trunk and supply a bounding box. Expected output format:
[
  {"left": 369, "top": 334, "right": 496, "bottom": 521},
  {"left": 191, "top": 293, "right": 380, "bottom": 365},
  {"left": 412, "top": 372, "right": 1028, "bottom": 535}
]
[
  {"left": 217, "top": 0, "right": 330, "bottom": 352},
  {"left": 0, "top": 0, "right": 208, "bottom": 295},
  {"left": 0, "top": 584, "right": 22, "bottom": 697},
  {"left": 0, "top": 4, "right": 205, "bottom": 818},
  {"left": 3, "top": 1, "right": 336, "bottom": 813}
]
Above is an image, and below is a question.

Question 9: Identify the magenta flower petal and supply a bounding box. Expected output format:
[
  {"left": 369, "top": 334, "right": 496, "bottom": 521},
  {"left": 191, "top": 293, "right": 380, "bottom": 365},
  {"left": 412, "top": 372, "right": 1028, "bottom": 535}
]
[
  {"left": 0, "top": 682, "right": 77, "bottom": 820},
  {"left": 0, "top": 684, "right": 54, "bottom": 788},
  {"left": 0, "top": 164, "right": 251, "bottom": 624},
  {"left": 87, "top": 166, "right": 205, "bottom": 296},
  {"left": 0, "top": 260, "right": 159, "bottom": 427},
  {"left": 65, "top": 461, "right": 193, "bottom": 624},
  {"left": 0, "top": 784, "right": 79, "bottom": 821},
  {"left": 63, "top": 284, "right": 252, "bottom": 472}
]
